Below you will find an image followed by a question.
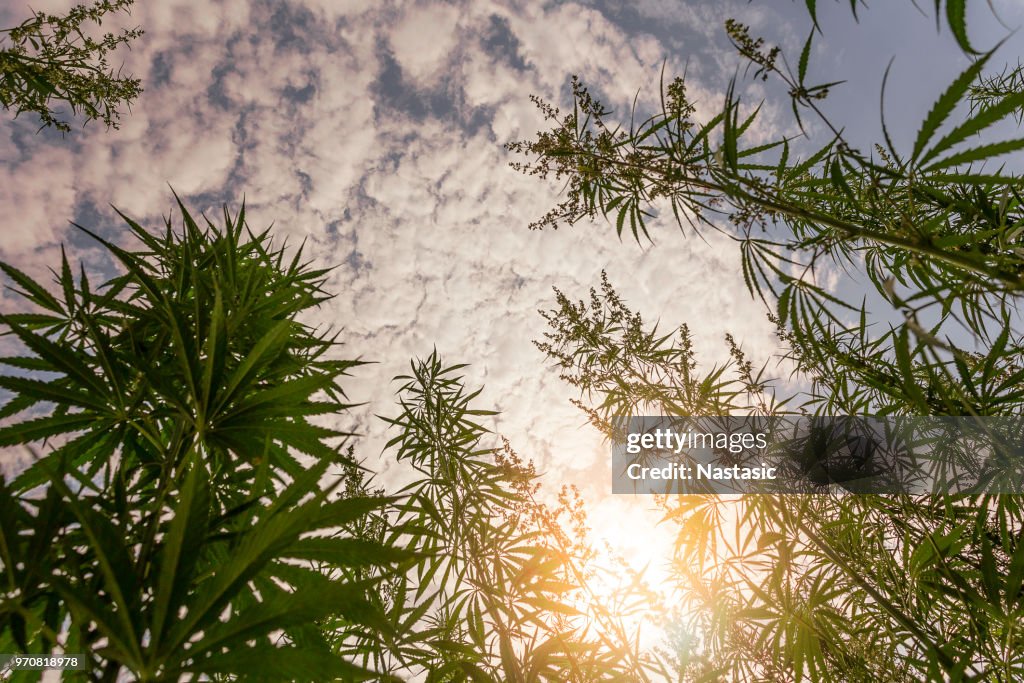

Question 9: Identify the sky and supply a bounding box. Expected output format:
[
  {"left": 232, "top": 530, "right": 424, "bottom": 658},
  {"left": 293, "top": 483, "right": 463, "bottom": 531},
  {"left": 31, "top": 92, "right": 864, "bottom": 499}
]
[{"left": 2, "top": 0, "right": 1024, "bottom": 575}]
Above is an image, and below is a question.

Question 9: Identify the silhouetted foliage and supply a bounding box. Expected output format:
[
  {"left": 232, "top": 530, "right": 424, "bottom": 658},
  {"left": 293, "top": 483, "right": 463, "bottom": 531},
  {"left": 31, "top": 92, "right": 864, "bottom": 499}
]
[
  {"left": 517, "top": 3, "right": 1024, "bottom": 680},
  {"left": 0, "top": 0, "right": 142, "bottom": 132},
  {"left": 0, "top": 200, "right": 663, "bottom": 681}
]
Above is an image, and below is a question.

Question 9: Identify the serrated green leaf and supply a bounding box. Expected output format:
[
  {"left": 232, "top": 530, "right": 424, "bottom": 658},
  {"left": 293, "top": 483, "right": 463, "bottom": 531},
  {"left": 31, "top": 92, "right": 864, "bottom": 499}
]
[
  {"left": 799, "top": 30, "right": 813, "bottom": 84},
  {"left": 0, "top": 262, "right": 63, "bottom": 313},
  {"left": 945, "top": 0, "right": 976, "bottom": 54},
  {"left": 912, "top": 51, "right": 991, "bottom": 162}
]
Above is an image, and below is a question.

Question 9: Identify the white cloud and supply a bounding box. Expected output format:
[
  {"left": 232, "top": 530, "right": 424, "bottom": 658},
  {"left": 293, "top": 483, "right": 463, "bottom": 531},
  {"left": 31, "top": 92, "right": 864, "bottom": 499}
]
[
  {"left": 389, "top": 4, "right": 462, "bottom": 87},
  {"left": 0, "top": 0, "right": 790, "bottom": 576}
]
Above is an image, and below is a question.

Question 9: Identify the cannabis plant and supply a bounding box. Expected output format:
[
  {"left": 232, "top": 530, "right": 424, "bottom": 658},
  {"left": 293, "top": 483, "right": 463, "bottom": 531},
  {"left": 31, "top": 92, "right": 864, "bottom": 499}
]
[
  {"left": 517, "top": 3, "right": 1024, "bottom": 680},
  {"left": 0, "top": 199, "right": 408, "bottom": 680},
  {"left": 329, "top": 351, "right": 669, "bottom": 681},
  {"left": 0, "top": 0, "right": 143, "bottom": 132}
]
